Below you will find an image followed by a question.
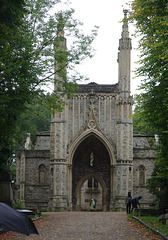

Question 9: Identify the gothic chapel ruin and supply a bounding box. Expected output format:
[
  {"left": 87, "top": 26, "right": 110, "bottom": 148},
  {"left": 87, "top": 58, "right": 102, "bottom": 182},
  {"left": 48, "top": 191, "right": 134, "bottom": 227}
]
[{"left": 16, "top": 11, "right": 156, "bottom": 211}]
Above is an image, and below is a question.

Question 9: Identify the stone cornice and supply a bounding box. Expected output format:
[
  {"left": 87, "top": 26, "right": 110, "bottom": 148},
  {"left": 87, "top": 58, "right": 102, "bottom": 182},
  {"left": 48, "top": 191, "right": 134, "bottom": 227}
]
[
  {"left": 51, "top": 119, "right": 66, "bottom": 123},
  {"left": 116, "top": 96, "right": 133, "bottom": 105},
  {"left": 118, "top": 38, "right": 132, "bottom": 50},
  {"left": 77, "top": 82, "right": 119, "bottom": 93},
  {"left": 70, "top": 94, "right": 117, "bottom": 100},
  {"left": 50, "top": 159, "right": 67, "bottom": 164},
  {"left": 116, "top": 160, "right": 133, "bottom": 164}
]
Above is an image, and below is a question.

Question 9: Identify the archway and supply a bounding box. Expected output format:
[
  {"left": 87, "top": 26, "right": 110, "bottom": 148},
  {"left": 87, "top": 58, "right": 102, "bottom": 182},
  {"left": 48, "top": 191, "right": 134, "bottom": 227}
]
[
  {"left": 76, "top": 173, "right": 107, "bottom": 211},
  {"left": 71, "top": 134, "right": 111, "bottom": 211},
  {"left": 68, "top": 129, "right": 115, "bottom": 166}
]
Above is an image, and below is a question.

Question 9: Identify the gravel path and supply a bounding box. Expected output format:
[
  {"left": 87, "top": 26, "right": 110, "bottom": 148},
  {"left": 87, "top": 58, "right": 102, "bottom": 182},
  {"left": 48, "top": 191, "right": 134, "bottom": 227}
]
[{"left": 0, "top": 212, "right": 163, "bottom": 240}]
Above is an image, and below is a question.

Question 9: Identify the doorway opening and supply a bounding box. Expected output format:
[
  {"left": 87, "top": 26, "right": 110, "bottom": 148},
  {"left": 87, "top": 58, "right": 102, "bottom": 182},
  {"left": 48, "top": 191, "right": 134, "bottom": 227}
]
[{"left": 81, "top": 177, "right": 102, "bottom": 211}]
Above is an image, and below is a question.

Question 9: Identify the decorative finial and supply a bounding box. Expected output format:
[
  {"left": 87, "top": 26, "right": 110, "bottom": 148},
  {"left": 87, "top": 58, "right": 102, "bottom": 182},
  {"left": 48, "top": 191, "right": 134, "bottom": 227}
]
[{"left": 123, "top": 9, "right": 128, "bottom": 19}]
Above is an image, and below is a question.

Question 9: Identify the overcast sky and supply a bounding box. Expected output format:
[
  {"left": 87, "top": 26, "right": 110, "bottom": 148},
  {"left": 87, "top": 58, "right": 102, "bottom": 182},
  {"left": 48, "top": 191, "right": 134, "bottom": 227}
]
[{"left": 53, "top": 0, "right": 141, "bottom": 96}]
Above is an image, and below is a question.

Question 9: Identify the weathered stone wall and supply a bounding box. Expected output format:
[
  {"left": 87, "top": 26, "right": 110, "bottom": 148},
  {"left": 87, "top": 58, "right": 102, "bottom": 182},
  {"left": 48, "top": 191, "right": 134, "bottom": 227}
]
[
  {"left": 16, "top": 149, "right": 50, "bottom": 211},
  {"left": 49, "top": 111, "right": 68, "bottom": 210},
  {"left": 67, "top": 89, "right": 118, "bottom": 148},
  {"left": 34, "top": 132, "right": 50, "bottom": 150},
  {"left": 25, "top": 150, "right": 50, "bottom": 210},
  {"left": 24, "top": 150, "right": 50, "bottom": 184},
  {"left": 81, "top": 180, "right": 102, "bottom": 210},
  {"left": 133, "top": 136, "right": 156, "bottom": 207}
]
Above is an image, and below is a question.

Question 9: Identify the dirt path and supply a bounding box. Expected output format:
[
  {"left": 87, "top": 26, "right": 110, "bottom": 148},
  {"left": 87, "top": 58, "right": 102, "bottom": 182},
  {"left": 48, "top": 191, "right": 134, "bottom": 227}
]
[{"left": 0, "top": 212, "right": 163, "bottom": 240}]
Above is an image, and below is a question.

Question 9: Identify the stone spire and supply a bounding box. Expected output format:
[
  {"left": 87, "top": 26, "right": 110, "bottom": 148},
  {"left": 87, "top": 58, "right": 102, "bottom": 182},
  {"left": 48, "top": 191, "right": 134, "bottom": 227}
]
[
  {"left": 118, "top": 9, "right": 132, "bottom": 97},
  {"left": 121, "top": 9, "right": 129, "bottom": 39},
  {"left": 116, "top": 10, "right": 133, "bottom": 205},
  {"left": 54, "top": 14, "right": 67, "bottom": 92}
]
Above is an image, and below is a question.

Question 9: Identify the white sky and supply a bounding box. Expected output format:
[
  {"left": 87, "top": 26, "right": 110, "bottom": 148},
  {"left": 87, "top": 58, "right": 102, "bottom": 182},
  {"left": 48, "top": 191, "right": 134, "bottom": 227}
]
[{"left": 52, "top": 0, "right": 142, "bottom": 96}]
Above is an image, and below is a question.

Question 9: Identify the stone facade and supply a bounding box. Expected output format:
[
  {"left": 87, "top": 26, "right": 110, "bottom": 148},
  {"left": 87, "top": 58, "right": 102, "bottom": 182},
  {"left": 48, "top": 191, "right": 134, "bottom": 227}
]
[
  {"left": 133, "top": 135, "right": 156, "bottom": 207},
  {"left": 16, "top": 133, "right": 50, "bottom": 211},
  {"left": 16, "top": 11, "right": 156, "bottom": 211}
]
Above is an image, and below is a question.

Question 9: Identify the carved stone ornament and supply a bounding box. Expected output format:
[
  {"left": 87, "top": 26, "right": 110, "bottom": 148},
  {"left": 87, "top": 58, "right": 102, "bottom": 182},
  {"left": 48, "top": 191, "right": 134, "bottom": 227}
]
[
  {"left": 88, "top": 119, "right": 96, "bottom": 129},
  {"left": 89, "top": 99, "right": 96, "bottom": 112}
]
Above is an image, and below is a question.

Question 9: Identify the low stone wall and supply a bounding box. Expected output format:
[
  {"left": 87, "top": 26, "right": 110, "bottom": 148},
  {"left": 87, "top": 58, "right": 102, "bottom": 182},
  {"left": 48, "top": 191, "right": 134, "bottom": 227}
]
[{"left": 135, "top": 208, "right": 163, "bottom": 217}]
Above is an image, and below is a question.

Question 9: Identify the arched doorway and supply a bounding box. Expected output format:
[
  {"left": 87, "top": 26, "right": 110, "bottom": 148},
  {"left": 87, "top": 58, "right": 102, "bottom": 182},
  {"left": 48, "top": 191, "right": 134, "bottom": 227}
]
[
  {"left": 72, "top": 134, "right": 111, "bottom": 211},
  {"left": 81, "top": 177, "right": 102, "bottom": 211},
  {"left": 75, "top": 173, "right": 107, "bottom": 211}
]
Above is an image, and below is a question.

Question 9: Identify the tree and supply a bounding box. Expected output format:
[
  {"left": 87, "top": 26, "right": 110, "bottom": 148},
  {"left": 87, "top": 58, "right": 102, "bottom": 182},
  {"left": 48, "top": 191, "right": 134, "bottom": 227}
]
[
  {"left": 0, "top": 0, "right": 27, "bottom": 170},
  {"left": 0, "top": 0, "right": 26, "bottom": 26},
  {"left": 129, "top": 0, "right": 168, "bottom": 199},
  {"left": 13, "top": 92, "right": 51, "bottom": 151},
  {"left": 0, "top": 0, "right": 98, "bottom": 171},
  {"left": 133, "top": 95, "right": 156, "bottom": 135}
]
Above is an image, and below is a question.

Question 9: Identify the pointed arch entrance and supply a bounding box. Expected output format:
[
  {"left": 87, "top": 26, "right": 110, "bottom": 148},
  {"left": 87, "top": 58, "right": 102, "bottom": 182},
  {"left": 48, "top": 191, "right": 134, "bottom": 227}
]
[{"left": 68, "top": 130, "right": 115, "bottom": 211}]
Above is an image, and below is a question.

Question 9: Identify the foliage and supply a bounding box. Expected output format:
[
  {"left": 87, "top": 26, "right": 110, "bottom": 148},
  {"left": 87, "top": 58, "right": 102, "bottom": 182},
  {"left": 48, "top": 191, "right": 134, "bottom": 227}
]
[
  {"left": 0, "top": 0, "right": 98, "bottom": 171},
  {"left": 14, "top": 92, "right": 51, "bottom": 151},
  {"left": 0, "top": 0, "right": 27, "bottom": 171},
  {"left": 127, "top": 212, "right": 135, "bottom": 219},
  {"left": 0, "top": 0, "right": 26, "bottom": 26},
  {"left": 10, "top": 162, "right": 16, "bottom": 182},
  {"left": 138, "top": 216, "right": 168, "bottom": 237},
  {"left": 129, "top": 0, "right": 168, "bottom": 199},
  {"left": 147, "top": 146, "right": 168, "bottom": 199},
  {"left": 14, "top": 200, "right": 25, "bottom": 209},
  {"left": 133, "top": 95, "right": 156, "bottom": 135}
]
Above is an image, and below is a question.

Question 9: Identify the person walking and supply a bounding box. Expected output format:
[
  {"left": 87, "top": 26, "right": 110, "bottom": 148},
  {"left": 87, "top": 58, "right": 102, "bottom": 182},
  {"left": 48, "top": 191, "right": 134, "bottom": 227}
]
[
  {"left": 126, "top": 192, "right": 132, "bottom": 214},
  {"left": 90, "top": 198, "right": 96, "bottom": 211}
]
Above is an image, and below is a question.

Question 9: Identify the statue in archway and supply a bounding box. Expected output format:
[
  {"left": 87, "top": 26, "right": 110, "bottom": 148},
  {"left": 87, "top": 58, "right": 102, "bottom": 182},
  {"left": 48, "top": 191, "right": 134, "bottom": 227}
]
[{"left": 90, "top": 152, "right": 94, "bottom": 167}]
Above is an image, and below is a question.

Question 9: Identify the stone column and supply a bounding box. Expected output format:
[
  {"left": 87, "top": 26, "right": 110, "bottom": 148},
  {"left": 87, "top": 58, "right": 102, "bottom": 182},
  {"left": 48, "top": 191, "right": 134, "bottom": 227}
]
[
  {"left": 49, "top": 104, "right": 68, "bottom": 211},
  {"left": 115, "top": 97, "right": 133, "bottom": 209},
  {"left": 115, "top": 10, "right": 133, "bottom": 210},
  {"left": 67, "top": 164, "right": 72, "bottom": 210}
]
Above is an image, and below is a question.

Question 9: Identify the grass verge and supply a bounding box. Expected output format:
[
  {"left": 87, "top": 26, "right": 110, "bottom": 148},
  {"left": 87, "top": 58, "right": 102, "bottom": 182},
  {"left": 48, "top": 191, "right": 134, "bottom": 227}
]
[
  {"left": 31, "top": 213, "right": 50, "bottom": 220},
  {"left": 41, "top": 213, "right": 50, "bottom": 218},
  {"left": 138, "top": 216, "right": 168, "bottom": 237}
]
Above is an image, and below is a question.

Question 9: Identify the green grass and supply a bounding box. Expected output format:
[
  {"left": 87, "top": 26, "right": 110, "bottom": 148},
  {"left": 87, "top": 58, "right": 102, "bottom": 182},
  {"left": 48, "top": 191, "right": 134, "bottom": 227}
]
[
  {"left": 41, "top": 213, "right": 49, "bottom": 218},
  {"left": 30, "top": 213, "right": 49, "bottom": 220},
  {"left": 138, "top": 216, "right": 168, "bottom": 237},
  {"left": 127, "top": 212, "right": 135, "bottom": 219}
]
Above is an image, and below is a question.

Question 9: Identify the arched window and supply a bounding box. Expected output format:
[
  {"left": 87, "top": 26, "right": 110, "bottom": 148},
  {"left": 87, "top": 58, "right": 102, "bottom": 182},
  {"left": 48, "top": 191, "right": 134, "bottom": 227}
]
[
  {"left": 88, "top": 177, "right": 98, "bottom": 188},
  {"left": 138, "top": 165, "right": 146, "bottom": 186},
  {"left": 38, "top": 164, "right": 47, "bottom": 184}
]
